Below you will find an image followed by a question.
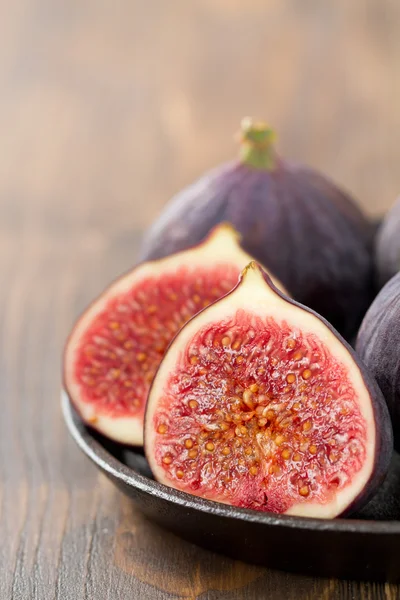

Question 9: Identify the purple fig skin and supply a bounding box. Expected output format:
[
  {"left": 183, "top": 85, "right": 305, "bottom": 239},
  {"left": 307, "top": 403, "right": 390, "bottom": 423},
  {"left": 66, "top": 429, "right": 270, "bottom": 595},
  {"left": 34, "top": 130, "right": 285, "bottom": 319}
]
[
  {"left": 140, "top": 128, "right": 374, "bottom": 340},
  {"left": 356, "top": 271, "right": 400, "bottom": 449},
  {"left": 375, "top": 196, "right": 400, "bottom": 289}
]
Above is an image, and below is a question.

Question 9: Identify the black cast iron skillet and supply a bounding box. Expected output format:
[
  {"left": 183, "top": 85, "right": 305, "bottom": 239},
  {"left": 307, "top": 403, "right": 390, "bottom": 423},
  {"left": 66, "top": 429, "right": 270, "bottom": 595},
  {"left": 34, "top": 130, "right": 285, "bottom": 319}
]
[{"left": 62, "top": 392, "right": 400, "bottom": 582}]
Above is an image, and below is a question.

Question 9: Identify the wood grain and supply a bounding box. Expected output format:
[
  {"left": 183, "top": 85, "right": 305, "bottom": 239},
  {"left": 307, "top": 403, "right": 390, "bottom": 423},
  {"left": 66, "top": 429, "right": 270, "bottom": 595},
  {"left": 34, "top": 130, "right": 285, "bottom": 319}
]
[{"left": 1, "top": 0, "right": 400, "bottom": 598}]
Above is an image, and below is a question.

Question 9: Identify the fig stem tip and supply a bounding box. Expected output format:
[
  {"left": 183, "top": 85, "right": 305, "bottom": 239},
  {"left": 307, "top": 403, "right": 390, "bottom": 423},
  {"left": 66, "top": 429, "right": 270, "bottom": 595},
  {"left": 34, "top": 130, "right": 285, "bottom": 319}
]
[
  {"left": 241, "top": 261, "right": 258, "bottom": 276},
  {"left": 238, "top": 117, "right": 276, "bottom": 171}
]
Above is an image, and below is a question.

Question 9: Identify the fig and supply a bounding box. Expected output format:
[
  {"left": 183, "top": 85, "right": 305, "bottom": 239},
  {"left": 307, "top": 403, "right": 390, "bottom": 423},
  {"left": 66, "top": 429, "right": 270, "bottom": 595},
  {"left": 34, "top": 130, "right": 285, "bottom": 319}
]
[
  {"left": 63, "top": 224, "right": 284, "bottom": 445},
  {"left": 376, "top": 196, "right": 400, "bottom": 288},
  {"left": 145, "top": 262, "right": 392, "bottom": 518},
  {"left": 140, "top": 118, "right": 374, "bottom": 339},
  {"left": 356, "top": 271, "right": 400, "bottom": 446}
]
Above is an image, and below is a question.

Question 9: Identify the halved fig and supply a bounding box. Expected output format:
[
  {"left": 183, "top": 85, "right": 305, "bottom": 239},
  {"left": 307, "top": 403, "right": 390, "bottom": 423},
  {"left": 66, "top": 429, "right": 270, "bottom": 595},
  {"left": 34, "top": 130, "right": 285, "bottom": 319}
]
[
  {"left": 63, "top": 225, "right": 284, "bottom": 445},
  {"left": 145, "top": 262, "right": 392, "bottom": 518}
]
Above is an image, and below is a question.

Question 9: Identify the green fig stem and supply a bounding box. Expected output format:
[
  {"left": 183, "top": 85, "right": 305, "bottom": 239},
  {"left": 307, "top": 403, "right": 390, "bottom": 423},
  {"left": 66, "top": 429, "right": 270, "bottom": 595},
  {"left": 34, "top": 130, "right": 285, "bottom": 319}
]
[{"left": 239, "top": 117, "right": 277, "bottom": 170}]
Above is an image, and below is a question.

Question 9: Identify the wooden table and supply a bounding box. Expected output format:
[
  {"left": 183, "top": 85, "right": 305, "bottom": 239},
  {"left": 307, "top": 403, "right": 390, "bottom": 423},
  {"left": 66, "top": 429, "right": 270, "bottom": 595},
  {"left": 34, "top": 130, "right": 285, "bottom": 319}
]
[{"left": 2, "top": 1, "right": 400, "bottom": 598}]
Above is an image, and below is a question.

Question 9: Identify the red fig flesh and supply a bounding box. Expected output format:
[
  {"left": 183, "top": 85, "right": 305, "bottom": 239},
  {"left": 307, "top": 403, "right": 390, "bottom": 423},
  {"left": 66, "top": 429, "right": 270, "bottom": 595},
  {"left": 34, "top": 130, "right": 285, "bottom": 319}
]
[
  {"left": 64, "top": 225, "right": 284, "bottom": 445},
  {"left": 145, "top": 263, "right": 392, "bottom": 518},
  {"left": 140, "top": 118, "right": 374, "bottom": 339}
]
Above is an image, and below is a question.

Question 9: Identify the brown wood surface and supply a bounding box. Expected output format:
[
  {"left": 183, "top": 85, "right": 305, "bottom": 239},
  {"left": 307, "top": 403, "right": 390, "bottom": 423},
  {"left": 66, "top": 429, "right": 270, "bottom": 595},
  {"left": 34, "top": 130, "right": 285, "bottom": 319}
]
[{"left": 1, "top": 1, "right": 400, "bottom": 598}]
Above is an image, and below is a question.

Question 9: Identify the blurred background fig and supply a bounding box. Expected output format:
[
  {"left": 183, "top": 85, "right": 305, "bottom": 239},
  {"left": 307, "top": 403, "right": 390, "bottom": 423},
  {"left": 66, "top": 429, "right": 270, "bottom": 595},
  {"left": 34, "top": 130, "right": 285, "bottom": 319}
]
[
  {"left": 140, "top": 118, "right": 374, "bottom": 339},
  {"left": 356, "top": 271, "right": 400, "bottom": 448},
  {"left": 375, "top": 196, "right": 400, "bottom": 289}
]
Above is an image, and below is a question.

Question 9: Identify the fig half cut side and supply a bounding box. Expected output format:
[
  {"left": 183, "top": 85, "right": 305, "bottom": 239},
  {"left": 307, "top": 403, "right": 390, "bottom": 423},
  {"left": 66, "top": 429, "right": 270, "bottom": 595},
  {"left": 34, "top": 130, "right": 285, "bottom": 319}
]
[
  {"left": 63, "top": 224, "right": 284, "bottom": 446},
  {"left": 145, "top": 262, "right": 392, "bottom": 518}
]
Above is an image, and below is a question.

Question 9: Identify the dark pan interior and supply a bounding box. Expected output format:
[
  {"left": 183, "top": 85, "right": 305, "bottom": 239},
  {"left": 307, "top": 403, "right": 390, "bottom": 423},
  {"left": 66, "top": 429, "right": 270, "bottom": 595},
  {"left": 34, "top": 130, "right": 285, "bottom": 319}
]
[
  {"left": 62, "top": 393, "right": 400, "bottom": 526},
  {"left": 118, "top": 445, "right": 400, "bottom": 522},
  {"left": 62, "top": 393, "right": 400, "bottom": 582}
]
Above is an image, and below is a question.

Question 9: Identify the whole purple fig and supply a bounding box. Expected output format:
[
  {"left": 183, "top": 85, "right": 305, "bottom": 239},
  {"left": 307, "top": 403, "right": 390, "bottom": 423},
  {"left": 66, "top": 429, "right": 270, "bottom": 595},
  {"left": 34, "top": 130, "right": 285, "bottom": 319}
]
[
  {"left": 140, "top": 118, "right": 374, "bottom": 339},
  {"left": 356, "top": 271, "right": 400, "bottom": 448},
  {"left": 376, "top": 196, "right": 400, "bottom": 288}
]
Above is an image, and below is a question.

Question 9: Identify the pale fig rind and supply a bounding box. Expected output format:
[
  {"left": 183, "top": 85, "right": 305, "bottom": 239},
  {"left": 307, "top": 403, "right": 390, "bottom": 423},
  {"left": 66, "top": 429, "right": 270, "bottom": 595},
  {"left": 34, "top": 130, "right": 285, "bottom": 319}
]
[
  {"left": 356, "top": 271, "right": 400, "bottom": 448},
  {"left": 145, "top": 263, "right": 392, "bottom": 518},
  {"left": 140, "top": 120, "right": 374, "bottom": 339}
]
